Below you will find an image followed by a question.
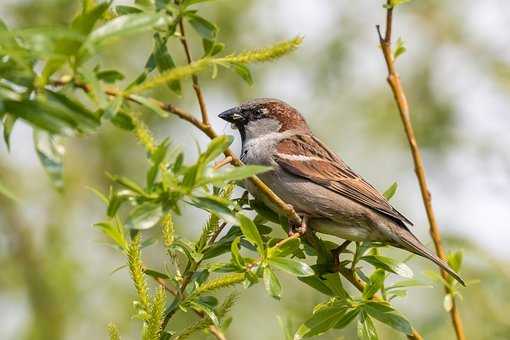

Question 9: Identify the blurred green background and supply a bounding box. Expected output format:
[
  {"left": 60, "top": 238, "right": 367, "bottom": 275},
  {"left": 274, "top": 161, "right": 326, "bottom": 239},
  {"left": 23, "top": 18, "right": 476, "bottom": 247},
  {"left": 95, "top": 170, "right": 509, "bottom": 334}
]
[{"left": 1, "top": 0, "right": 510, "bottom": 339}]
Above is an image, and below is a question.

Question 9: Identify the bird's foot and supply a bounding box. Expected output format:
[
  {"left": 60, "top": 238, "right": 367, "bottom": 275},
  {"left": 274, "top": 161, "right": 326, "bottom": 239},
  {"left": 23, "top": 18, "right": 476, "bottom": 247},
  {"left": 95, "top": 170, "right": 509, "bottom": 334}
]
[
  {"left": 330, "top": 240, "right": 352, "bottom": 272},
  {"left": 288, "top": 215, "right": 308, "bottom": 237}
]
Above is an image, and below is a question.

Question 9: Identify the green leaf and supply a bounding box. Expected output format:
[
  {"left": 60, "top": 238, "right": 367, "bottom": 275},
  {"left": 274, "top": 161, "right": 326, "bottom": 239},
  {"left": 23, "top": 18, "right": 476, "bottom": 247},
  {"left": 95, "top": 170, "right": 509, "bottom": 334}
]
[
  {"left": 229, "top": 62, "right": 253, "bottom": 85},
  {"left": 295, "top": 301, "right": 354, "bottom": 339},
  {"left": 202, "top": 38, "right": 224, "bottom": 56},
  {"left": 297, "top": 276, "right": 333, "bottom": 296},
  {"left": 361, "top": 255, "right": 413, "bottom": 278},
  {"left": 34, "top": 130, "right": 65, "bottom": 190},
  {"left": 144, "top": 268, "right": 170, "bottom": 280},
  {"left": 357, "top": 312, "right": 378, "bottom": 340},
  {"left": 147, "top": 139, "right": 169, "bottom": 190},
  {"left": 324, "top": 273, "right": 348, "bottom": 298},
  {"left": 71, "top": 1, "right": 110, "bottom": 35},
  {"left": 447, "top": 250, "right": 463, "bottom": 272},
  {"left": 386, "top": 278, "right": 432, "bottom": 291},
  {"left": 125, "top": 202, "right": 163, "bottom": 230},
  {"left": 383, "top": 182, "right": 398, "bottom": 200},
  {"left": 363, "top": 269, "right": 385, "bottom": 299},
  {"left": 96, "top": 69, "right": 125, "bottom": 83},
  {"left": 363, "top": 301, "right": 413, "bottom": 335},
  {"left": 237, "top": 213, "right": 264, "bottom": 252},
  {"left": 250, "top": 200, "right": 280, "bottom": 224},
  {"left": 83, "top": 13, "right": 167, "bottom": 52},
  {"left": 4, "top": 99, "right": 74, "bottom": 136},
  {"left": 202, "top": 135, "right": 233, "bottom": 165},
  {"left": 130, "top": 94, "right": 169, "bottom": 118},
  {"left": 277, "top": 316, "right": 293, "bottom": 340},
  {"left": 107, "top": 189, "right": 133, "bottom": 217},
  {"left": 170, "top": 238, "right": 203, "bottom": 262},
  {"left": 393, "top": 38, "right": 406, "bottom": 60},
  {"left": 386, "top": 0, "right": 412, "bottom": 9},
  {"left": 189, "top": 300, "right": 219, "bottom": 326},
  {"left": 45, "top": 90, "right": 100, "bottom": 132},
  {"left": 333, "top": 308, "right": 360, "bottom": 329},
  {"left": 111, "top": 112, "right": 135, "bottom": 130},
  {"left": 0, "top": 178, "right": 19, "bottom": 202},
  {"left": 269, "top": 257, "right": 313, "bottom": 277},
  {"left": 268, "top": 237, "right": 300, "bottom": 258},
  {"left": 191, "top": 196, "right": 238, "bottom": 225},
  {"left": 115, "top": 5, "right": 143, "bottom": 15},
  {"left": 230, "top": 236, "right": 245, "bottom": 268},
  {"left": 183, "top": 0, "right": 217, "bottom": 6},
  {"left": 200, "top": 165, "right": 271, "bottom": 185},
  {"left": 111, "top": 175, "right": 147, "bottom": 196},
  {"left": 154, "top": 34, "right": 181, "bottom": 95},
  {"left": 186, "top": 13, "right": 217, "bottom": 41},
  {"left": 94, "top": 220, "right": 127, "bottom": 251},
  {"left": 263, "top": 266, "right": 282, "bottom": 299},
  {"left": 2, "top": 114, "right": 16, "bottom": 151}
]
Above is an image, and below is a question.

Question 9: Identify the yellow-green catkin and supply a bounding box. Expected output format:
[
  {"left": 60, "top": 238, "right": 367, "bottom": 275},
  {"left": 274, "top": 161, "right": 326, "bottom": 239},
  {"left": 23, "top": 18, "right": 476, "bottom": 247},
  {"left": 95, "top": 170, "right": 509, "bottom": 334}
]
[
  {"left": 127, "top": 37, "right": 303, "bottom": 94},
  {"left": 130, "top": 114, "right": 156, "bottom": 154},
  {"left": 220, "top": 36, "right": 303, "bottom": 64},
  {"left": 127, "top": 59, "right": 210, "bottom": 94},
  {"left": 143, "top": 287, "right": 166, "bottom": 340},
  {"left": 127, "top": 233, "right": 150, "bottom": 311},
  {"left": 107, "top": 322, "right": 121, "bottom": 340},
  {"left": 162, "top": 213, "right": 174, "bottom": 247},
  {"left": 195, "top": 273, "right": 245, "bottom": 295}
]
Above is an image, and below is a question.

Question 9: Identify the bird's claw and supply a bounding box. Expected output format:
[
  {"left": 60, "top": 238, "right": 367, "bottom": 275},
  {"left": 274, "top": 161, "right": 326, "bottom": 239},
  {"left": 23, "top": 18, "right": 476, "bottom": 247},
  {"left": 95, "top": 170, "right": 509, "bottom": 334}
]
[{"left": 288, "top": 215, "right": 308, "bottom": 237}]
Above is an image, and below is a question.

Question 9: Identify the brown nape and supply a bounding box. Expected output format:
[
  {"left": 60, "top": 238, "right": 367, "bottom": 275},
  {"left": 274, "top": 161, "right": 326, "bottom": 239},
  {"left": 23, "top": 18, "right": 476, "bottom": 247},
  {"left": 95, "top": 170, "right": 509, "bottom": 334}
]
[{"left": 265, "top": 100, "right": 310, "bottom": 132}]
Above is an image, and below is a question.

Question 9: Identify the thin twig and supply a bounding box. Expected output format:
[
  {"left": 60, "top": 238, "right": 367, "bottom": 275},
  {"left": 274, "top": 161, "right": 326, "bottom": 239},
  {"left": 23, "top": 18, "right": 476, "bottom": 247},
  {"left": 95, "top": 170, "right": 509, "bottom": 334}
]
[
  {"left": 208, "top": 325, "right": 227, "bottom": 340},
  {"left": 55, "top": 76, "right": 423, "bottom": 338},
  {"left": 377, "top": 2, "right": 465, "bottom": 340},
  {"left": 178, "top": 17, "right": 210, "bottom": 126},
  {"left": 213, "top": 156, "right": 234, "bottom": 170}
]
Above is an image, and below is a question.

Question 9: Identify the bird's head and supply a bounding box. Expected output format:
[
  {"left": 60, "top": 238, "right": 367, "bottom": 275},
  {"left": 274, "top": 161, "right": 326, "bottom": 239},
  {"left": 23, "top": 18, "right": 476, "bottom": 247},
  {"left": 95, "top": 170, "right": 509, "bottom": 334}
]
[{"left": 218, "top": 98, "right": 309, "bottom": 140}]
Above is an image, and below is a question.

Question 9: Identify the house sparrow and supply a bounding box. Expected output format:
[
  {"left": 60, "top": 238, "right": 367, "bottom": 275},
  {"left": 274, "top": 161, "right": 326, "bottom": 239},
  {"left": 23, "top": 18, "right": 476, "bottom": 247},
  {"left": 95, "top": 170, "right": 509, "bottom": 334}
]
[{"left": 219, "top": 98, "right": 464, "bottom": 285}]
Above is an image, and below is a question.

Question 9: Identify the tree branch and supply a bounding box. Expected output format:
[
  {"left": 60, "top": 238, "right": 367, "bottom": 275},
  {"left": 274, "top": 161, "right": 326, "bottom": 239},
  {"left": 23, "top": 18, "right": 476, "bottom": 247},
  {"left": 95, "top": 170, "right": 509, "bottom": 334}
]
[
  {"left": 377, "top": 3, "right": 465, "bottom": 340},
  {"left": 178, "top": 16, "right": 210, "bottom": 126},
  {"left": 54, "top": 75, "right": 423, "bottom": 339}
]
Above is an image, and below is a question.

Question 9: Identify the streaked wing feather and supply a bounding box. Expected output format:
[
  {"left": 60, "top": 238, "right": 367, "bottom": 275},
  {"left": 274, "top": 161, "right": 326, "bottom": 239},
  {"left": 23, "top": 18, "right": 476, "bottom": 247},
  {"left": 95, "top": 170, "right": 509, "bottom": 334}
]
[{"left": 275, "top": 134, "right": 413, "bottom": 226}]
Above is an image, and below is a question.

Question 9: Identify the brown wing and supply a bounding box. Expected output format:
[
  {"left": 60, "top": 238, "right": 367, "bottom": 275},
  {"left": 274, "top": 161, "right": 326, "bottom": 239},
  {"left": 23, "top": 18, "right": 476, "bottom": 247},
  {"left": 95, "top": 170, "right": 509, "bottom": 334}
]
[{"left": 274, "top": 134, "right": 413, "bottom": 226}]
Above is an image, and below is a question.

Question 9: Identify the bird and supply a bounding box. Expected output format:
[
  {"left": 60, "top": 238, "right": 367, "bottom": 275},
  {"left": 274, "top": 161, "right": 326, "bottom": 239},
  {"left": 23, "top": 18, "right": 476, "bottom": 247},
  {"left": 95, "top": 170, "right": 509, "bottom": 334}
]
[{"left": 218, "top": 98, "right": 464, "bottom": 286}]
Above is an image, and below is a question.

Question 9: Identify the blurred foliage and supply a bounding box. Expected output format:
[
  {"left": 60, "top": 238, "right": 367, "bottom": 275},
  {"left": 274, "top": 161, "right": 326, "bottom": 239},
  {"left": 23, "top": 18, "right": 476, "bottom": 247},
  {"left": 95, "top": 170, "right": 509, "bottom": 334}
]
[{"left": 0, "top": 1, "right": 509, "bottom": 340}]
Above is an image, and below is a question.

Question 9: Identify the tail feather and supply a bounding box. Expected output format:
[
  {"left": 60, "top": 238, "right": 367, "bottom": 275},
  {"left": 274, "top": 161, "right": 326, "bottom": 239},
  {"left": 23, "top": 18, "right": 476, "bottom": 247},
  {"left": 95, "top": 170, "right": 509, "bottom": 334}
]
[{"left": 396, "top": 229, "right": 465, "bottom": 286}]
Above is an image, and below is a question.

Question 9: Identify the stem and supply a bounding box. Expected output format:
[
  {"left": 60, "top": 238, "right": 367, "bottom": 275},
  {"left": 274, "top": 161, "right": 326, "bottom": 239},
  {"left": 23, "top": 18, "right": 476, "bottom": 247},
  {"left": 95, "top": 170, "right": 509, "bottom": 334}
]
[
  {"left": 377, "top": 3, "right": 465, "bottom": 340},
  {"left": 178, "top": 17, "right": 210, "bottom": 126},
  {"left": 208, "top": 325, "right": 227, "bottom": 340}
]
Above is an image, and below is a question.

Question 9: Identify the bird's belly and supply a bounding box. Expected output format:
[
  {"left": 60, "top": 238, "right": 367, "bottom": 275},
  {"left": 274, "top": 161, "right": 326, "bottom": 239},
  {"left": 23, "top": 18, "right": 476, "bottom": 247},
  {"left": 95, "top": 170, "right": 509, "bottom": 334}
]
[
  {"left": 245, "top": 168, "right": 386, "bottom": 242},
  {"left": 309, "top": 218, "right": 376, "bottom": 242}
]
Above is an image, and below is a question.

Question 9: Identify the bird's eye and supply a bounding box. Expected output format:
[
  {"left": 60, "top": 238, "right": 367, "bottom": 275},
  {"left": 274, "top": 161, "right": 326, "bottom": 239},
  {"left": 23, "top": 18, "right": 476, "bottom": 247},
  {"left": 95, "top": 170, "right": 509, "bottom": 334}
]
[{"left": 254, "top": 108, "right": 268, "bottom": 119}]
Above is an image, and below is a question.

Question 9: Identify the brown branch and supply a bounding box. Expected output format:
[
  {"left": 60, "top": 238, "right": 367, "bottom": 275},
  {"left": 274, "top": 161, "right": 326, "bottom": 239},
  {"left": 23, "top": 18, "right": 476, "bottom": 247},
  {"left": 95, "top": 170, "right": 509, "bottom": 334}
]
[
  {"left": 377, "top": 3, "right": 465, "bottom": 340},
  {"left": 208, "top": 325, "right": 227, "bottom": 340},
  {"left": 54, "top": 48, "right": 426, "bottom": 338},
  {"left": 178, "top": 17, "right": 210, "bottom": 126},
  {"left": 213, "top": 156, "right": 234, "bottom": 170}
]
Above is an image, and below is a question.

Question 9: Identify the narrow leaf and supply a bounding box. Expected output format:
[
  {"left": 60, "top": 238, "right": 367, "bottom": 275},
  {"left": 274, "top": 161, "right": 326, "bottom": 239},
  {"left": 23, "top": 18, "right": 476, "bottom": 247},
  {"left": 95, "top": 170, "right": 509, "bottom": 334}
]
[
  {"left": 237, "top": 213, "right": 264, "bottom": 252},
  {"left": 361, "top": 255, "right": 413, "bottom": 278},
  {"left": 125, "top": 202, "right": 164, "bottom": 230},
  {"left": 34, "top": 130, "right": 65, "bottom": 190},
  {"left": 269, "top": 257, "right": 313, "bottom": 277},
  {"left": 363, "top": 301, "right": 413, "bottom": 335},
  {"left": 263, "top": 266, "right": 282, "bottom": 299},
  {"left": 383, "top": 182, "right": 398, "bottom": 200}
]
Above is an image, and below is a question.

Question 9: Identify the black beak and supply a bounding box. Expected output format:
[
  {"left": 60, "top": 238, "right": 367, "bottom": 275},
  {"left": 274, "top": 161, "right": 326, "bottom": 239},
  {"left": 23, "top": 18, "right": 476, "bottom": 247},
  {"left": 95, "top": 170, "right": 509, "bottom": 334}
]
[{"left": 218, "top": 107, "right": 243, "bottom": 123}]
